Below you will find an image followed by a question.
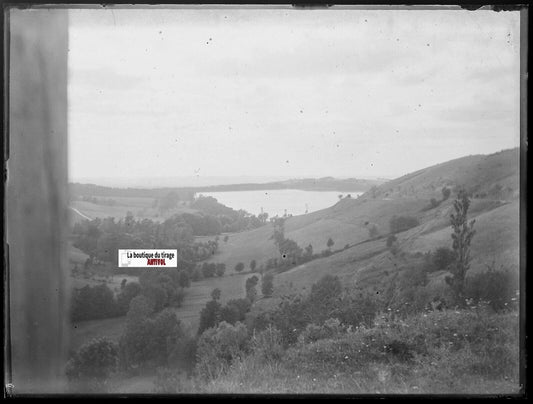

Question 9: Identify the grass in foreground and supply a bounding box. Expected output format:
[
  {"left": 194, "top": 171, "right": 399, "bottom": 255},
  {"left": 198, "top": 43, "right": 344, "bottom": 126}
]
[{"left": 151, "top": 308, "right": 521, "bottom": 395}]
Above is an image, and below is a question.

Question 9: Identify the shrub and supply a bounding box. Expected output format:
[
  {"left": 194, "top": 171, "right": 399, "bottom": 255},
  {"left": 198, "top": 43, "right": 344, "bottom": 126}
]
[
  {"left": 465, "top": 263, "right": 519, "bottom": 312},
  {"left": 66, "top": 338, "right": 118, "bottom": 382},
  {"left": 204, "top": 288, "right": 217, "bottom": 303},
  {"left": 198, "top": 299, "right": 222, "bottom": 336},
  {"left": 220, "top": 298, "right": 252, "bottom": 325},
  {"left": 201, "top": 262, "right": 217, "bottom": 278},
  {"left": 141, "top": 283, "right": 168, "bottom": 312},
  {"left": 431, "top": 247, "right": 455, "bottom": 272},
  {"left": 310, "top": 274, "right": 341, "bottom": 305},
  {"left": 250, "top": 294, "right": 312, "bottom": 346},
  {"left": 178, "top": 270, "right": 191, "bottom": 288},
  {"left": 251, "top": 325, "right": 284, "bottom": 362},
  {"left": 215, "top": 263, "right": 226, "bottom": 277},
  {"left": 119, "top": 308, "right": 185, "bottom": 371},
  {"left": 298, "top": 318, "right": 345, "bottom": 344},
  {"left": 245, "top": 275, "right": 259, "bottom": 302},
  {"left": 168, "top": 334, "right": 198, "bottom": 373},
  {"left": 389, "top": 216, "right": 420, "bottom": 233},
  {"left": 332, "top": 291, "right": 379, "bottom": 328},
  {"left": 126, "top": 295, "right": 154, "bottom": 323},
  {"left": 442, "top": 187, "right": 451, "bottom": 200},
  {"left": 195, "top": 321, "right": 249, "bottom": 380},
  {"left": 321, "top": 249, "right": 333, "bottom": 257},
  {"left": 384, "top": 262, "right": 430, "bottom": 315},
  {"left": 261, "top": 273, "right": 275, "bottom": 297},
  {"left": 235, "top": 262, "right": 245, "bottom": 273}
]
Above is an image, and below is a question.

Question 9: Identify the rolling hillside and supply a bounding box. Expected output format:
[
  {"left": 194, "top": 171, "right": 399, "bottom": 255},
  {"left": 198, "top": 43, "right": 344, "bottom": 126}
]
[{"left": 209, "top": 149, "right": 520, "bottom": 296}]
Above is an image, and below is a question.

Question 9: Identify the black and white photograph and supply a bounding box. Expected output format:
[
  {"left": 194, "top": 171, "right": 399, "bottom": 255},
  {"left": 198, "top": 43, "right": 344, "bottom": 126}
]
[{"left": 4, "top": 3, "right": 527, "bottom": 396}]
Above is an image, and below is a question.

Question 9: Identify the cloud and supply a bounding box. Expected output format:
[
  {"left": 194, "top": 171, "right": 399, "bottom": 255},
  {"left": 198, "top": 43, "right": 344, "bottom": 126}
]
[
  {"left": 69, "top": 66, "right": 148, "bottom": 91},
  {"left": 438, "top": 99, "right": 516, "bottom": 124}
]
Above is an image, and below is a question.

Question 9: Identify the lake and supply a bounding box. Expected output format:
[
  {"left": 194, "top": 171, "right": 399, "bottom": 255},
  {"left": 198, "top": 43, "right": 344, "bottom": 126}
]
[{"left": 198, "top": 189, "right": 363, "bottom": 217}]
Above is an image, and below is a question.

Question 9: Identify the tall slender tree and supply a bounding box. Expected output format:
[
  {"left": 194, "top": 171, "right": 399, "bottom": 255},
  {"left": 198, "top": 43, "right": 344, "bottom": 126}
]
[{"left": 446, "top": 189, "right": 476, "bottom": 306}]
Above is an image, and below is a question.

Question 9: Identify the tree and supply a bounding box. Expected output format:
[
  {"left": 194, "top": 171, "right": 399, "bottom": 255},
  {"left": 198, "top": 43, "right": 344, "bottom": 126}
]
[
  {"left": 261, "top": 273, "right": 274, "bottom": 297},
  {"left": 304, "top": 244, "right": 314, "bottom": 258},
  {"left": 235, "top": 262, "right": 245, "bottom": 273},
  {"left": 442, "top": 187, "right": 451, "bottom": 201},
  {"left": 446, "top": 189, "right": 476, "bottom": 306},
  {"left": 215, "top": 263, "right": 226, "bottom": 277},
  {"left": 250, "top": 259, "right": 257, "bottom": 272},
  {"left": 196, "top": 321, "right": 248, "bottom": 380},
  {"left": 66, "top": 338, "right": 118, "bottom": 382},
  {"left": 116, "top": 282, "right": 142, "bottom": 314},
  {"left": 327, "top": 238, "right": 334, "bottom": 250},
  {"left": 197, "top": 300, "right": 222, "bottom": 336},
  {"left": 220, "top": 298, "right": 252, "bottom": 325},
  {"left": 178, "top": 270, "right": 191, "bottom": 288},
  {"left": 126, "top": 295, "right": 154, "bottom": 325},
  {"left": 223, "top": 235, "right": 229, "bottom": 243},
  {"left": 245, "top": 276, "right": 259, "bottom": 302},
  {"left": 211, "top": 288, "right": 221, "bottom": 301}
]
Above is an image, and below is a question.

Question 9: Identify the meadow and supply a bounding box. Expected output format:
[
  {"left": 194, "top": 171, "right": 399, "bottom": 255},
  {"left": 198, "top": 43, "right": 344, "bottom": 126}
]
[{"left": 69, "top": 268, "right": 253, "bottom": 352}]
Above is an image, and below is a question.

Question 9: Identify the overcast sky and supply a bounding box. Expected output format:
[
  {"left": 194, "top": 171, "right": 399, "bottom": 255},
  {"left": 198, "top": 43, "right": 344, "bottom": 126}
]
[{"left": 68, "top": 7, "right": 520, "bottom": 186}]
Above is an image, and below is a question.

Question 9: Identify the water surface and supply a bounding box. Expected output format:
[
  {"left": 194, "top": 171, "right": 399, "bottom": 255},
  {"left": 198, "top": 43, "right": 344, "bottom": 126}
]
[{"left": 198, "top": 189, "right": 363, "bottom": 217}]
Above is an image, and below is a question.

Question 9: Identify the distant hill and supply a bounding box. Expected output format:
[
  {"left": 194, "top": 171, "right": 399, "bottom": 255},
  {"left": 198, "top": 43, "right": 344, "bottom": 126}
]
[
  {"left": 69, "top": 177, "right": 386, "bottom": 199},
  {"left": 198, "top": 177, "right": 386, "bottom": 192}
]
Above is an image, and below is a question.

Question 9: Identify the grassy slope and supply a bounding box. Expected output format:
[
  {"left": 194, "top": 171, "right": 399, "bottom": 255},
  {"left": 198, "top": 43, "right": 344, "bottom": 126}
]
[
  {"left": 209, "top": 150, "right": 519, "bottom": 274},
  {"left": 271, "top": 198, "right": 519, "bottom": 298},
  {"left": 213, "top": 148, "right": 520, "bottom": 302},
  {"left": 373, "top": 148, "right": 519, "bottom": 199}
]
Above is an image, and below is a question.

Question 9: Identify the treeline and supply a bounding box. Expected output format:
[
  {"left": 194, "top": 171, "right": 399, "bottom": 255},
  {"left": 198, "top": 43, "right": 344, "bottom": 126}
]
[
  {"left": 70, "top": 183, "right": 196, "bottom": 201},
  {"left": 190, "top": 196, "right": 268, "bottom": 232},
  {"left": 71, "top": 268, "right": 191, "bottom": 322},
  {"left": 196, "top": 177, "right": 383, "bottom": 193},
  {"left": 80, "top": 195, "right": 117, "bottom": 206},
  {"left": 72, "top": 198, "right": 267, "bottom": 265},
  {"left": 72, "top": 207, "right": 253, "bottom": 268},
  {"left": 72, "top": 214, "right": 205, "bottom": 266}
]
